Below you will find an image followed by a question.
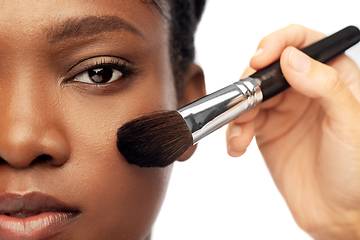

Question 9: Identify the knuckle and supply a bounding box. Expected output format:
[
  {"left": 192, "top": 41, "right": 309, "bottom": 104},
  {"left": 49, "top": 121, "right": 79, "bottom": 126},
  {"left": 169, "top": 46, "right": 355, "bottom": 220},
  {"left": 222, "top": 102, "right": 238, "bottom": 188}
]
[
  {"left": 286, "top": 23, "right": 305, "bottom": 32},
  {"left": 259, "top": 24, "right": 306, "bottom": 49}
]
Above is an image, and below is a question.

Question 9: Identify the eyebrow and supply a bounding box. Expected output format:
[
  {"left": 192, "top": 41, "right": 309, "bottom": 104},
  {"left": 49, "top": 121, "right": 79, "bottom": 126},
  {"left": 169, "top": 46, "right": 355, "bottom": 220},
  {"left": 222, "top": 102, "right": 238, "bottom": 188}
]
[{"left": 47, "top": 16, "right": 144, "bottom": 44}]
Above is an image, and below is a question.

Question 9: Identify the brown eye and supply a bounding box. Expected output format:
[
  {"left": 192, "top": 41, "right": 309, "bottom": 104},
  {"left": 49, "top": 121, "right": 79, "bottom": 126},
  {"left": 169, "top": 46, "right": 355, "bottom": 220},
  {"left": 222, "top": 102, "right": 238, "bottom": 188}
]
[{"left": 74, "top": 67, "right": 123, "bottom": 84}]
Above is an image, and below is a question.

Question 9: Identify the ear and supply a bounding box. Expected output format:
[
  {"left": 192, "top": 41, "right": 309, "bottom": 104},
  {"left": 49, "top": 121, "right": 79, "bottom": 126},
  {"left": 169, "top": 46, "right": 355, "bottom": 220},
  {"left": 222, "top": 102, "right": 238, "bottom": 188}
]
[
  {"left": 177, "top": 63, "right": 206, "bottom": 162},
  {"left": 177, "top": 63, "right": 206, "bottom": 108}
]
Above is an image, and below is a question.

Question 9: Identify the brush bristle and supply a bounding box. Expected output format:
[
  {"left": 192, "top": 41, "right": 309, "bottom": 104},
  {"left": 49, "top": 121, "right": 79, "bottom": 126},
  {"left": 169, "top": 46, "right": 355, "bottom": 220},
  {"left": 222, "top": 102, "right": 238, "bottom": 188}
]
[{"left": 117, "top": 111, "right": 193, "bottom": 168}]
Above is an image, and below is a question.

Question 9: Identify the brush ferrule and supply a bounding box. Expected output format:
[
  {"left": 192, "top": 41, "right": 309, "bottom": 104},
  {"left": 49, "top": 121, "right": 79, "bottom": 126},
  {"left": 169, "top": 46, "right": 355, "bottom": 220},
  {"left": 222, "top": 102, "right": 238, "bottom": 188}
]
[{"left": 178, "top": 77, "right": 263, "bottom": 144}]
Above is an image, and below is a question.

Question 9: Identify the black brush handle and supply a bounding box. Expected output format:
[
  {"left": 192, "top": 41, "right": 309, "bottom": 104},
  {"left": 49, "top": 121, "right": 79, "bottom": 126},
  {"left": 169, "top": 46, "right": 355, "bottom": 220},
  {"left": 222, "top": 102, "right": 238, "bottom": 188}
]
[{"left": 250, "top": 26, "right": 360, "bottom": 102}]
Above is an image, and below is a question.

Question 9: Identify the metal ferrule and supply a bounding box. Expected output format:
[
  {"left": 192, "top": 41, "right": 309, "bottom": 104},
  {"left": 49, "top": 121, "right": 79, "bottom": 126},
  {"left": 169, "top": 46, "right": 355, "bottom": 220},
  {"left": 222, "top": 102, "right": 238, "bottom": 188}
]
[{"left": 177, "top": 77, "right": 263, "bottom": 144}]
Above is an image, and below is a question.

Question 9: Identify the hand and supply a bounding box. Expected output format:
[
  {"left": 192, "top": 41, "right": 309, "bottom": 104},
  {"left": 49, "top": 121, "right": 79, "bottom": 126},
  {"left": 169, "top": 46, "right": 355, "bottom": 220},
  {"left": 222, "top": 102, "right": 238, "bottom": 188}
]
[{"left": 226, "top": 24, "right": 360, "bottom": 239}]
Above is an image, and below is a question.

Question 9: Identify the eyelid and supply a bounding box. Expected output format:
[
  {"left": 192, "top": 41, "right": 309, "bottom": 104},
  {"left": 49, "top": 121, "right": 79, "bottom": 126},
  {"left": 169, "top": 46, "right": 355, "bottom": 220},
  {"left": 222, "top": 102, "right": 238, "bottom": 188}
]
[{"left": 63, "top": 56, "right": 135, "bottom": 83}]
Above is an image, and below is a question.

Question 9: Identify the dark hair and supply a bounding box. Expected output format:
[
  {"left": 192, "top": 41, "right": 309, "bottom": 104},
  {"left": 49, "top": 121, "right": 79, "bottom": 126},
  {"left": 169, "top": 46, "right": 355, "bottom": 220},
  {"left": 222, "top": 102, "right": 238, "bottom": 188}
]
[
  {"left": 144, "top": 0, "right": 206, "bottom": 97},
  {"left": 168, "top": 0, "right": 206, "bottom": 97}
]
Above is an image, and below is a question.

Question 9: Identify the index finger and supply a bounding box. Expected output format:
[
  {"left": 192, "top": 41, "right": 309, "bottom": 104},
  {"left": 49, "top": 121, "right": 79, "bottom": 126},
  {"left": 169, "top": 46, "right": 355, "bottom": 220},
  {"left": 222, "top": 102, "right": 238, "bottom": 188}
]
[{"left": 250, "top": 24, "right": 325, "bottom": 70}]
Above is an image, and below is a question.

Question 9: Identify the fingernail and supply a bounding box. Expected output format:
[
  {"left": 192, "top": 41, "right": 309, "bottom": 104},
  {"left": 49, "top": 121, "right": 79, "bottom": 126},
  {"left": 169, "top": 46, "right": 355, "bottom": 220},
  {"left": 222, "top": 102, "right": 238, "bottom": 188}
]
[
  {"left": 289, "top": 47, "right": 310, "bottom": 73},
  {"left": 228, "top": 125, "right": 242, "bottom": 140},
  {"left": 253, "top": 48, "right": 264, "bottom": 58}
]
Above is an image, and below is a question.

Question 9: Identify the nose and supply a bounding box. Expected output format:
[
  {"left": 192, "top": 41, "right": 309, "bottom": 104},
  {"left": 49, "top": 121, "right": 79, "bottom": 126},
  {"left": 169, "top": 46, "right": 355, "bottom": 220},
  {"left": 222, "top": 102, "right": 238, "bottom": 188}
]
[
  {"left": 0, "top": 83, "right": 70, "bottom": 168},
  {"left": 0, "top": 121, "right": 70, "bottom": 168}
]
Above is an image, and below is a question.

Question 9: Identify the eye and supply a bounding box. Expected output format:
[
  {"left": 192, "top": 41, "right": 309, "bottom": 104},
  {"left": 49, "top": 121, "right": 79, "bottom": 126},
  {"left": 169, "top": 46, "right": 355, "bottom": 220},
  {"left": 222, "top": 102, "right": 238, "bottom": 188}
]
[
  {"left": 66, "top": 57, "right": 136, "bottom": 86},
  {"left": 73, "top": 67, "right": 123, "bottom": 84}
]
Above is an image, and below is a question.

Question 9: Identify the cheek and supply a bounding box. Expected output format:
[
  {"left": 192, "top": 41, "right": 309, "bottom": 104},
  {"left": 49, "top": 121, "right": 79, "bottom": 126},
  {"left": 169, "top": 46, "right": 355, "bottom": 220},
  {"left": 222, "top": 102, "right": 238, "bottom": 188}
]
[
  {"left": 54, "top": 77, "right": 176, "bottom": 238},
  {"left": 67, "top": 149, "right": 172, "bottom": 238}
]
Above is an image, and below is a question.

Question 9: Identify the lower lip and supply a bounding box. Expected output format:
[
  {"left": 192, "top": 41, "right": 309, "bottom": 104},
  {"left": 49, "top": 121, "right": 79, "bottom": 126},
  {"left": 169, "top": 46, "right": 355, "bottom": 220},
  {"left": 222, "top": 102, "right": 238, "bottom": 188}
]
[{"left": 0, "top": 212, "right": 78, "bottom": 240}]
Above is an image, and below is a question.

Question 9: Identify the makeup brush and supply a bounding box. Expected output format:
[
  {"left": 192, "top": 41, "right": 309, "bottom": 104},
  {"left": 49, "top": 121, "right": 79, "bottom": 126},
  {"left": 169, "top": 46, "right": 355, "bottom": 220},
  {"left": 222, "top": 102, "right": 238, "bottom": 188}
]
[{"left": 117, "top": 25, "right": 360, "bottom": 168}]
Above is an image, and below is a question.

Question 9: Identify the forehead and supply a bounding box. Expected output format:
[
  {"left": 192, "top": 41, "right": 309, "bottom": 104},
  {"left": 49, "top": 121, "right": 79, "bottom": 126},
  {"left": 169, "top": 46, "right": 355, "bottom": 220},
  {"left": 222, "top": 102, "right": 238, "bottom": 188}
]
[{"left": 0, "top": 0, "right": 168, "bottom": 42}]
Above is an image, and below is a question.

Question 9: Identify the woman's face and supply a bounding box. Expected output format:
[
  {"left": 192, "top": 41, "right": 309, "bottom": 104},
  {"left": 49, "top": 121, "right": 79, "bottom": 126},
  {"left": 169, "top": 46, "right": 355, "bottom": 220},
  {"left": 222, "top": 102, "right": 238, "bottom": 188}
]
[{"left": 0, "top": 0, "right": 179, "bottom": 239}]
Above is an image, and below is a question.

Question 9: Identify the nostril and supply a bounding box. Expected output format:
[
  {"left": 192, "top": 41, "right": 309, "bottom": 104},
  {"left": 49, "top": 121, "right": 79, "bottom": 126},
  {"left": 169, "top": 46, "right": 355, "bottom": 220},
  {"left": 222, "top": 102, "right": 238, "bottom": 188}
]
[
  {"left": 0, "top": 154, "right": 67, "bottom": 168},
  {"left": 32, "top": 154, "right": 52, "bottom": 166},
  {"left": 34, "top": 154, "right": 68, "bottom": 167},
  {"left": 0, "top": 124, "right": 70, "bottom": 168}
]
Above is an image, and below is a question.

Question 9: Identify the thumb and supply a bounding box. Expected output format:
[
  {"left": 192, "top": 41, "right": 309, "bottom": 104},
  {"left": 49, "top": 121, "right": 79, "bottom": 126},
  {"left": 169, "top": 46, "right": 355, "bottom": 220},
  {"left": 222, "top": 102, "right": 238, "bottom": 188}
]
[{"left": 280, "top": 46, "right": 360, "bottom": 124}]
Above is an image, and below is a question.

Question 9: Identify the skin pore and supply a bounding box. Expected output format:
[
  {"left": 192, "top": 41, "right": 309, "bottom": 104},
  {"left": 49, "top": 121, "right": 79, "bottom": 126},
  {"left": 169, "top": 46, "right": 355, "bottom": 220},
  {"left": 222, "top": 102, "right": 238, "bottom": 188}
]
[{"left": 0, "top": 0, "right": 204, "bottom": 239}]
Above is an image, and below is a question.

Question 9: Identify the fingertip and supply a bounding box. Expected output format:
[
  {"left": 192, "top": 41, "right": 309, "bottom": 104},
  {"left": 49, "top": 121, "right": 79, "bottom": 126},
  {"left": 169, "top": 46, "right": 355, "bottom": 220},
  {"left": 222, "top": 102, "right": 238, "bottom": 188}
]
[
  {"left": 227, "top": 136, "right": 246, "bottom": 157},
  {"left": 250, "top": 46, "right": 280, "bottom": 70},
  {"left": 226, "top": 132, "right": 247, "bottom": 157},
  {"left": 252, "top": 48, "right": 264, "bottom": 58},
  {"left": 286, "top": 47, "right": 311, "bottom": 73},
  {"left": 250, "top": 24, "right": 325, "bottom": 71},
  {"left": 250, "top": 48, "right": 267, "bottom": 70},
  {"left": 227, "top": 124, "right": 243, "bottom": 140},
  {"left": 227, "top": 147, "right": 246, "bottom": 158},
  {"left": 280, "top": 47, "right": 360, "bottom": 123},
  {"left": 280, "top": 46, "right": 315, "bottom": 96},
  {"left": 226, "top": 122, "right": 254, "bottom": 157},
  {"left": 280, "top": 46, "right": 344, "bottom": 100}
]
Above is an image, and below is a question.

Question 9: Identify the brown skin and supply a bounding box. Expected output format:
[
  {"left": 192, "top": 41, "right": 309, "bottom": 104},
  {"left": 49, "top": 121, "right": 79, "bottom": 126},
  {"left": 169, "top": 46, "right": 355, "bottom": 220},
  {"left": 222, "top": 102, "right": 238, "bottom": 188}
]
[{"left": 0, "top": 0, "right": 205, "bottom": 239}]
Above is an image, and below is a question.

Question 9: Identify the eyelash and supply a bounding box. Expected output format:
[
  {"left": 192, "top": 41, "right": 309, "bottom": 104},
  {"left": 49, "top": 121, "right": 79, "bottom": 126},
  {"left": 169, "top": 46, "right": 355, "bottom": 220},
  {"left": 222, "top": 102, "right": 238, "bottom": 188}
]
[
  {"left": 89, "top": 59, "right": 135, "bottom": 78},
  {"left": 68, "top": 57, "right": 136, "bottom": 86}
]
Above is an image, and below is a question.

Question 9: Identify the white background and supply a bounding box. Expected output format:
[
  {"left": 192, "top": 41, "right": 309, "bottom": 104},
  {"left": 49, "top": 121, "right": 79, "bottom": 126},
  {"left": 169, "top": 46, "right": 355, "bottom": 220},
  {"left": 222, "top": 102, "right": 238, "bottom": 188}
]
[{"left": 153, "top": 0, "right": 360, "bottom": 239}]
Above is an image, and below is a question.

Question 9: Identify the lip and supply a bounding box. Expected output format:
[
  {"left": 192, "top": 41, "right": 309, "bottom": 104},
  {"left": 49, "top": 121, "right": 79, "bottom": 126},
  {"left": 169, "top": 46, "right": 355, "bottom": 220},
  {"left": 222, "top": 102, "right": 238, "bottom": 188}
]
[{"left": 0, "top": 192, "right": 80, "bottom": 240}]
